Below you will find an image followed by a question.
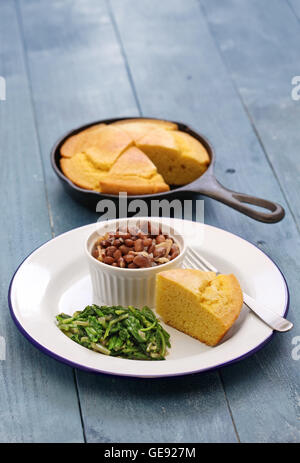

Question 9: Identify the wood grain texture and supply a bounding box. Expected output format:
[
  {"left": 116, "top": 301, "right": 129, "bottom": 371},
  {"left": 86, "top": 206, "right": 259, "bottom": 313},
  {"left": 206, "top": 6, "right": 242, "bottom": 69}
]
[
  {"left": 6, "top": 0, "right": 300, "bottom": 443},
  {"left": 201, "top": 0, "right": 300, "bottom": 230},
  {"left": 0, "top": 0, "right": 83, "bottom": 443},
  {"left": 78, "top": 373, "right": 238, "bottom": 443},
  {"left": 288, "top": 0, "right": 300, "bottom": 20},
  {"left": 17, "top": 0, "right": 139, "bottom": 235},
  {"left": 197, "top": 0, "right": 300, "bottom": 442},
  {"left": 17, "top": 0, "right": 238, "bottom": 443},
  {"left": 110, "top": 0, "right": 300, "bottom": 442}
]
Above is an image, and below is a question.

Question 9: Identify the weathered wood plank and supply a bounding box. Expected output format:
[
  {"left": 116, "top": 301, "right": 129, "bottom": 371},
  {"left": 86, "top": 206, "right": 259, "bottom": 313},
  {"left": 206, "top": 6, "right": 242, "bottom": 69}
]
[
  {"left": 288, "top": 0, "right": 300, "bottom": 20},
  {"left": 18, "top": 0, "right": 238, "bottom": 443},
  {"left": 110, "top": 0, "right": 300, "bottom": 442},
  {"left": 201, "top": 0, "right": 300, "bottom": 230},
  {"left": 78, "top": 373, "right": 237, "bottom": 443},
  {"left": 17, "top": 0, "right": 139, "bottom": 235},
  {"left": 0, "top": 0, "right": 83, "bottom": 442}
]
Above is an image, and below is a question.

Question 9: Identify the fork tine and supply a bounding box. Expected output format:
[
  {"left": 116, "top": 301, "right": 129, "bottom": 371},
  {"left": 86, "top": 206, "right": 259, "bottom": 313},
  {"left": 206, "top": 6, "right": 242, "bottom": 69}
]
[
  {"left": 185, "top": 255, "right": 207, "bottom": 271},
  {"left": 185, "top": 252, "right": 203, "bottom": 270},
  {"left": 188, "top": 247, "right": 218, "bottom": 273},
  {"left": 187, "top": 247, "right": 211, "bottom": 272},
  {"left": 184, "top": 256, "right": 197, "bottom": 269}
]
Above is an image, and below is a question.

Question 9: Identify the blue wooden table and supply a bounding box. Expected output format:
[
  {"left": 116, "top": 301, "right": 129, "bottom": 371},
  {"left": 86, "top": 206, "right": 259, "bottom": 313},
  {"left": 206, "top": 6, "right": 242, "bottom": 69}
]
[{"left": 1, "top": 0, "right": 299, "bottom": 443}]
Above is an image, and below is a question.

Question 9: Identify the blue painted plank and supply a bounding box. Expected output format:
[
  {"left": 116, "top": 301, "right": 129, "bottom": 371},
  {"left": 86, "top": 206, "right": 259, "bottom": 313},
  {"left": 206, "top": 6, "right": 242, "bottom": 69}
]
[
  {"left": 201, "top": 0, "right": 300, "bottom": 229},
  {"left": 17, "top": 0, "right": 139, "bottom": 235},
  {"left": 288, "top": 0, "right": 300, "bottom": 19},
  {"left": 0, "top": 0, "right": 83, "bottom": 442},
  {"left": 17, "top": 0, "right": 238, "bottom": 443},
  {"left": 110, "top": 0, "right": 300, "bottom": 442}
]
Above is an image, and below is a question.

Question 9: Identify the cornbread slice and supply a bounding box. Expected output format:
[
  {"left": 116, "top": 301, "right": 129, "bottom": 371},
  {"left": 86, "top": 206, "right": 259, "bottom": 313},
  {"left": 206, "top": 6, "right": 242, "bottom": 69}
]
[
  {"left": 100, "top": 147, "right": 169, "bottom": 195},
  {"left": 60, "top": 152, "right": 108, "bottom": 191},
  {"left": 170, "top": 131, "right": 210, "bottom": 184},
  {"left": 60, "top": 124, "right": 106, "bottom": 158},
  {"left": 136, "top": 127, "right": 183, "bottom": 184},
  {"left": 109, "top": 146, "right": 159, "bottom": 179},
  {"left": 83, "top": 125, "right": 133, "bottom": 170},
  {"left": 156, "top": 269, "right": 243, "bottom": 346}
]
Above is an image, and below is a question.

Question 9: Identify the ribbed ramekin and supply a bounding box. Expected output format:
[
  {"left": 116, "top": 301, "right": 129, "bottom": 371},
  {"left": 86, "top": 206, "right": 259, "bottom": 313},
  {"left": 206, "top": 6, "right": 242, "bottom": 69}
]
[{"left": 85, "top": 219, "right": 186, "bottom": 308}]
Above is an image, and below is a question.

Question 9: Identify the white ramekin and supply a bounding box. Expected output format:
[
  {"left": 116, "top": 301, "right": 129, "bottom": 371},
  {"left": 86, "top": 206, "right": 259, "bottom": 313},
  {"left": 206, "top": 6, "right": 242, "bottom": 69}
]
[{"left": 85, "top": 218, "right": 186, "bottom": 308}]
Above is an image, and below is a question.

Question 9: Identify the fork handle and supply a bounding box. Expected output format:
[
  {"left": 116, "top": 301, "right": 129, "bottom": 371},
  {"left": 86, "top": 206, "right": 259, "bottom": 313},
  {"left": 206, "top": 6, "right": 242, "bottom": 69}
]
[{"left": 243, "top": 292, "right": 292, "bottom": 332}]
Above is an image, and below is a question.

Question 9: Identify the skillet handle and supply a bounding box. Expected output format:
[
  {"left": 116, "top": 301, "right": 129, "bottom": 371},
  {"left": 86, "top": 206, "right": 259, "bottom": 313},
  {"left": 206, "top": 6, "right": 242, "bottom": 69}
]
[{"left": 188, "top": 176, "right": 285, "bottom": 223}]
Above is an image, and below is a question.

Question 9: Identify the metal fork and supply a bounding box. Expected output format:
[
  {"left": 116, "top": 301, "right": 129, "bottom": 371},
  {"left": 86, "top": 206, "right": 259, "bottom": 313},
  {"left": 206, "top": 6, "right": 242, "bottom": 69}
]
[{"left": 184, "top": 247, "right": 293, "bottom": 332}]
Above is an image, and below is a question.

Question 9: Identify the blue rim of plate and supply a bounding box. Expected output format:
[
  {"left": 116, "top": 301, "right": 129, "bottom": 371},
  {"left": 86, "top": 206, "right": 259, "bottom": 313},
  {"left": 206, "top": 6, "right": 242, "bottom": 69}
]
[{"left": 7, "top": 226, "right": 290, "bottom": 378}]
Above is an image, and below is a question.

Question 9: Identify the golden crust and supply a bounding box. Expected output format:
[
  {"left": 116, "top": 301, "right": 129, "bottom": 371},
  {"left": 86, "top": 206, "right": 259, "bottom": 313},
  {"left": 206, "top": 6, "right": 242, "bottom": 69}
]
[
  {"left": 173, "top": 131, "right": 210, "bottom": 165},
  {"left": 136, "top": 127, "right": 179, "bottom": 153},
  {"left": 60, "top": 124, "right": 106, "bottom": 158},
  {"left": 60, "top": 152, "right": 107, "bottom": 191},
  {"left": 109, "top": 146, "right": 157, "bottom": 178},
  {"left": 111, "top": 118, "right": 178, "bottom": 131},
  {"left": 83, "top": 125, "right": 133, "bottom": 170},
  {"left": 156, "top": 269, "right": 243, "bottom": 346},
  {"left": 100, "top": 174, "right": 169, "bottom": 195}
]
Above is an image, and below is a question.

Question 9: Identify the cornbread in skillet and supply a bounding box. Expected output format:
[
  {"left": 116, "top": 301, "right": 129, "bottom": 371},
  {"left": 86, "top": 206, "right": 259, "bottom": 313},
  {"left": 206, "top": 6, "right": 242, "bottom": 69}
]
[
  {"left": 136, "top": 127, "right": 181, "bottom": 184},
  {"left": 59, "top": 118, "right": 211, "bottom": 193},
  {"left": 60, "top": 152, "right": 108, "bottom": 191},
  {"left": 156, "top": 269, "right": 243, "bottom": 346},
  {"left": 83, "top": 125, "right": 133, "bottom": 170},
  {"left": 99, "top": 147, "right": 169, "bottom": 195},
  {"left": 60, "top": 124, "right": 106, "bottom": 158},
  {"left": 171, "top": 131, "right": 210, "bottom": 184},
  {"left": 136, "top": 127, "right": 209, "bottom": 185}
]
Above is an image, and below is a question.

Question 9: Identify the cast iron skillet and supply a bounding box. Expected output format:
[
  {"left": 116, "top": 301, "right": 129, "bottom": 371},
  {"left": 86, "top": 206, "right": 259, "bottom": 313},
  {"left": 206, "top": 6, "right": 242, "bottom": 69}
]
[{"left": 51, "top": 117, "right": 285, "bottom": 223}]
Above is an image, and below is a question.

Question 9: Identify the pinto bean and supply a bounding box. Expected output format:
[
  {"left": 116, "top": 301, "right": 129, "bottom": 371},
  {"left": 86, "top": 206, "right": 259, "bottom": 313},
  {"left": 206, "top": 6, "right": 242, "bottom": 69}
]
[
  {"left": 133, "top": 255, "right": 151, "bottom": 268},
  {"left": 148, "top": 244, "right": 155, "bottom": 255},
  {"left": 124, "top": 254, "right": 135, "bottom": 263},
  {"left": 134, "top": 239, "right": 144, "bottom": 252},
  {"left": 156, "top": 235, "right": 166, "bottom": 244},
  {"left": 124, "top": 239, "right": 134, "bottom": 247},
  {"left": 106, "top": 246, "right": 117, "bottom": 257},
  {"left": 153, "top": 247, "right": 166, "bottom": 258},
  {"left": 143, "top": 238, "right": 153, "bottom": 248},
  {"left": 119, "top": 245, "right": 130, "bottom": 255},
  {"left": 113, "top": 249, "right": 122, "bottom": 260}
]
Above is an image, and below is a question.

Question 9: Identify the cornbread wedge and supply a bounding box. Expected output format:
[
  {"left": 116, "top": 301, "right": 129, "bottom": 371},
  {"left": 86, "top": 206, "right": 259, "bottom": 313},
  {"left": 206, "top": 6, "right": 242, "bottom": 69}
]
[
  {"left": 60, "top": 152, "right": 108, "bottom": 191},
  {"left": 83, "top": 125, "right": 133, "bottom": 170},
  {"left": 60, "top": 124, "right": 106, "bottom": 158},
  {"left": 100, "top": 147, "right": 169, "bottom": 195},
  {"left": 136, "top": 127, "right": 182, "bottom": 184},
  {"left": 156, "top": 269, "right": 243, "bottom": 346},
  {"left": 171, "top": 131, "right": 210, "bottom": 184},
  {"left": 109, "top": 146, "right": 159, "bottom": 178}
]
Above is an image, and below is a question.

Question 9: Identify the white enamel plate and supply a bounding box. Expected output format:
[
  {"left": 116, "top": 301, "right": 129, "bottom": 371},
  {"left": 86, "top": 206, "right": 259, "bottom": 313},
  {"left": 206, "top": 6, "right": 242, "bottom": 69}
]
[{"left": 8, "top": 219, "right": 289, "bottom": 378}]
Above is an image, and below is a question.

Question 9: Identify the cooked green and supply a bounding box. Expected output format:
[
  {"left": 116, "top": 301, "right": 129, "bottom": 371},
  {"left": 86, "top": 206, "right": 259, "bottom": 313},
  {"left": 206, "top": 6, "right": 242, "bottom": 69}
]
[{"left": 56, "top": 304, "right": 171, "bottom": 360}]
